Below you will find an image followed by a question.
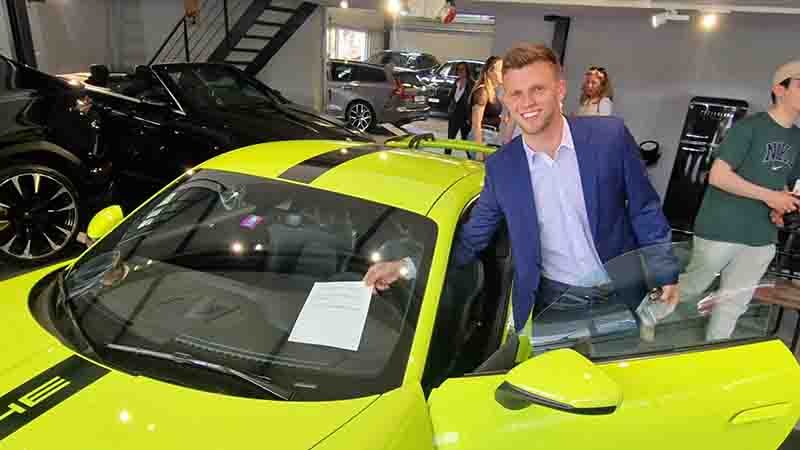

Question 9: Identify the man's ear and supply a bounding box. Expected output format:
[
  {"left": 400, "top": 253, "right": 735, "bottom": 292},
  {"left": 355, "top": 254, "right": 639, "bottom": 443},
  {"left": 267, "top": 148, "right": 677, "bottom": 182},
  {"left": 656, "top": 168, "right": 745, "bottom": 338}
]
[
  {"left": 773, "top": 83, "right": 787, "bottom": 103},
  {"left": 558, "top": 79, "right": 567, "bottom": 103}
]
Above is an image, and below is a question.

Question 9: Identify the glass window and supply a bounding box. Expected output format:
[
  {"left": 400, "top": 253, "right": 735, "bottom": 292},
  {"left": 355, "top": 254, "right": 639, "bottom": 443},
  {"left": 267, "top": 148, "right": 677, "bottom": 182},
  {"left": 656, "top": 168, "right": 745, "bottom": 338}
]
[
  {"left": 438, "top": 63, "right": 453, "bottom": 78},
  {"left": 332, "top": 63, "right": 353, "bottom": 82},
  {"left": 57, "top": 170, "right": 437, "bottom": 401},
  {"left": 418, "top": 54, "right": 440, "bottom": 69},
  {"left": 528, "top": 242, "right": 780, "bottom": 360},
  {"left": 328, "top": 27, "right": 368, "bottom": 61},
  {"left": 155, "top": 64, "right": 278, "bottom": 109},
  {"left": 355, "top": 66, "right": 387, "bottom": 83}
]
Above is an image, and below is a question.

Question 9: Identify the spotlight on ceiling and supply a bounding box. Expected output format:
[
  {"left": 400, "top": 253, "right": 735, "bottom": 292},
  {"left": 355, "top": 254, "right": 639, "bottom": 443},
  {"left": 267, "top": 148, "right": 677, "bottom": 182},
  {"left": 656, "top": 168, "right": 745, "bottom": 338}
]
[
  {"left": 339, "top": 0, "right": 349, "bottom": 8},
  {"left": 387, "top": 0, "right": 401, "bottom": 15},
  {"left": 651, "top": 10, "right": 689, "bottom": 28},
  {"left": 701, "top": 13, "right": 718, "bottom": 30}
]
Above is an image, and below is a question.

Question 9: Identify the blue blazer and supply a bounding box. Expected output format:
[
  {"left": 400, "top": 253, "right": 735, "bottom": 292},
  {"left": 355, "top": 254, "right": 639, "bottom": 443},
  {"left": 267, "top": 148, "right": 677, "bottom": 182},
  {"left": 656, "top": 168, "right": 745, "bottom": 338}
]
[{"left": 452, "top": 116, "right": 677, "bottom": 331}]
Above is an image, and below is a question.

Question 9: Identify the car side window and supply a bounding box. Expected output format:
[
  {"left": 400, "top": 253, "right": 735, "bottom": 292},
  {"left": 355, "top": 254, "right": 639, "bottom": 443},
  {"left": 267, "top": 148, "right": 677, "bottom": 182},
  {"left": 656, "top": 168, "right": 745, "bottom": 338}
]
[
  {"left": 355, "top": 67, "right": 386, "bottom": 83},
  {"left": 528, "top": 242, "right": 781, "bottom": 361},
  {"left": 438, "top": 63, "right": 453, "bottom": 78},
  {"left": 332, "top": 64, "right": 353, "bottom": 82},
  {"left": 419, "top": 55, "right": 439, "bottom": 69}
]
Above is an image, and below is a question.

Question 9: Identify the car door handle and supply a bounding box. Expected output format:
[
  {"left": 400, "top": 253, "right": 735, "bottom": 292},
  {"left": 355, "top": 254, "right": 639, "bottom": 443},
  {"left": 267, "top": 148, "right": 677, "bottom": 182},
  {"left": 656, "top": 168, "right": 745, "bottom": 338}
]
[
  {"left": 730, "top": 403, "right": 792, "bottom": 425},
  {"left": 342, "top": 86, "right": 353, "bottom": 90}
]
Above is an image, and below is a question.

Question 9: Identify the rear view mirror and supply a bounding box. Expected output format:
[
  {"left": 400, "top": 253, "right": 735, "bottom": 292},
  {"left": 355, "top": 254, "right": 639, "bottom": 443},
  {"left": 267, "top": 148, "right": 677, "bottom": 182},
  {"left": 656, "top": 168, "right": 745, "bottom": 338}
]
[
  {"left": 495, "top": 349, "right": 621, "bottom": 415},
  {"left": 87, "top": 205, "right": 124, "bottom": 242}
]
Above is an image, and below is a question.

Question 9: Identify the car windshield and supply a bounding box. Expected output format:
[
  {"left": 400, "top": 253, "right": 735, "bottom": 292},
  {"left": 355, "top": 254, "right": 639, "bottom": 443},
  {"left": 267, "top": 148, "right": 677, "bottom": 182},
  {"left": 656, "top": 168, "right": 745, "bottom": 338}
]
[
  {"left": 528, "top": 242, "right": 781, "bottom": 360},
  {"left": 59, "top": 169, "right": 436, "bottom": 401},
  {"left": 154, "top": 64, "right": 280, "bottom": 109}
]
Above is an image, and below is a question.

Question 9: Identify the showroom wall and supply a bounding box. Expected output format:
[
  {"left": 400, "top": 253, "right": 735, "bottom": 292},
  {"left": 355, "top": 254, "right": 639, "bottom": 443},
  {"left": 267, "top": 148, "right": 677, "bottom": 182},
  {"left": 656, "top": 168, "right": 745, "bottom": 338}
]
[
  {"left": 26, "top": 0, "right": 114, "bottom": 74},
  {"left": 255, "top": 7, "right": 325, "bottom": 110},
  {"left": 393, "top": 25, "right": 494, "bottom": 63},
  {"left": 486, "top": 3, "right": 800, "bottom": 198},
  {"left": 0, "top": 2, "right": 14, "bottom": 58}
]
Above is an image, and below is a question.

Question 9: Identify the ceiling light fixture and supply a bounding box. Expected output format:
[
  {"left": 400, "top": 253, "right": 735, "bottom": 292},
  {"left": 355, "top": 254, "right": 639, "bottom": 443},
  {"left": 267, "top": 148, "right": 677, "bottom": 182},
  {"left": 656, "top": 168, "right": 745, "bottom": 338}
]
[
  {"left": 651, "top": 9, "right": 689, "bottom": 28},
  {"left": 387, "top": 0, "right": 401, "bottom": 15},
  {"left": 700, "top": 13, "right": 718, "bottom": 30},
  {"left": 339, "top": 0, "right": 348, "bottom": 8}
]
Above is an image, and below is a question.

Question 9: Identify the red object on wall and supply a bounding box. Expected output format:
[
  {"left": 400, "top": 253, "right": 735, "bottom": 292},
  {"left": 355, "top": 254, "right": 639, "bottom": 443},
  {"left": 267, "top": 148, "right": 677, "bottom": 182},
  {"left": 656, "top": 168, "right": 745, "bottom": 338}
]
[{"left": 438, "top": 1, "right": 456, "bottom": 24}]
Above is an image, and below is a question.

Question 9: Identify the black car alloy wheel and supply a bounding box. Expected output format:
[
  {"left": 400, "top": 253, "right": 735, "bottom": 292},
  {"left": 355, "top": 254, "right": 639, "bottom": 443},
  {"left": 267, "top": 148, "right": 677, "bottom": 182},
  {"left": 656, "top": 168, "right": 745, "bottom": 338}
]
[
  {"left": 347, "top": 101, "right": 374, "bottom": 132},
  {"left": 0, "top": 165, "right": 80, "bottom": 263}
]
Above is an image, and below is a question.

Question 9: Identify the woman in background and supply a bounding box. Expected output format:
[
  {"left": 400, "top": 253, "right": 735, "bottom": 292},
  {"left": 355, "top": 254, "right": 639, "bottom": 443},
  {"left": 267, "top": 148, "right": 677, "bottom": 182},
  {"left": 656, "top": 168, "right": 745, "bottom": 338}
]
[
  {"left": 470, "top": 56, "right": 503, "bottom": 158},
  {"left": 577, "top": 66, "right": 614, "bottom": 116},
  {"left": 446, "top": 62, "right": 474, "bottom": 156}
]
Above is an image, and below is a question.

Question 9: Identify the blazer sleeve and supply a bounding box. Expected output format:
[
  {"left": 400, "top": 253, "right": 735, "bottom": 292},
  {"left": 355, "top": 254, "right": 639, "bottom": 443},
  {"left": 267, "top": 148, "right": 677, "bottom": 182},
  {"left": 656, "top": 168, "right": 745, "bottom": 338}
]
[
  {"left": 451, "top": 165, "right": 504, "bottom": 267},
  {"left": 618, "top": 122, "right": 679, "bottom": 285}
]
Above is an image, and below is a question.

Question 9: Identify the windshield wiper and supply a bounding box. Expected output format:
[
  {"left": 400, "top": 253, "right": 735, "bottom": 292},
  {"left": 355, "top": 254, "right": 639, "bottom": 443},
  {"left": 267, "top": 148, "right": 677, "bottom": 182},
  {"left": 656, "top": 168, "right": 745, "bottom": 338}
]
[
  {"left": 55, "top": 271, "right": 101, "bottom": 358},
  {"left": 105, "top": 343, "right": 294, "bottom": 400}
]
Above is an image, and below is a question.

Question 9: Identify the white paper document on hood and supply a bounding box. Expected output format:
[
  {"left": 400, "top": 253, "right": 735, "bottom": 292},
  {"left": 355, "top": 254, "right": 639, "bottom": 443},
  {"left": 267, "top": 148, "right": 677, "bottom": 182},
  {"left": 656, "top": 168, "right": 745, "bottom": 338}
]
[{"left": 288, "top": 282, "right": 372, "bottom": 351}]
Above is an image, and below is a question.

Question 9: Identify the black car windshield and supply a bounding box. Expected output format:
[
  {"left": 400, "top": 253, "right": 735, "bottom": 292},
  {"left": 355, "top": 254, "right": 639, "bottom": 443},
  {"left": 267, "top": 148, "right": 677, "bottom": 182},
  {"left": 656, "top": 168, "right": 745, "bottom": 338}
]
[
  {"left": 154, "top": 64, "right": 280, "bottom": 109},
  {"left": 59, "top": 169, "right": 436, "bottom": 401}
]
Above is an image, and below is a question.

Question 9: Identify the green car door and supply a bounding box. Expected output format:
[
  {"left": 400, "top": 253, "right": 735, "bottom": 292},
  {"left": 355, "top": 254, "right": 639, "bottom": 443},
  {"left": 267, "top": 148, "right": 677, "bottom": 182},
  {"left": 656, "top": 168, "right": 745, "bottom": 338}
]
[{"left": 427, "top": 243, "right": 800, "bottom": 450}]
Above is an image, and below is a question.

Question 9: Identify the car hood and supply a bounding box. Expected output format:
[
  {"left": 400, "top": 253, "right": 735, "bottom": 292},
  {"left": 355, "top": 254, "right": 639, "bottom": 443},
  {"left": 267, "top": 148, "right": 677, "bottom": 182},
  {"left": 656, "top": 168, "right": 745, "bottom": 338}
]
[
  {"left": 193, "top": 102, "right": 372, "bottom": 147},
  {"left": 0, "top": 265, "right": 379, "bottom": 450}
]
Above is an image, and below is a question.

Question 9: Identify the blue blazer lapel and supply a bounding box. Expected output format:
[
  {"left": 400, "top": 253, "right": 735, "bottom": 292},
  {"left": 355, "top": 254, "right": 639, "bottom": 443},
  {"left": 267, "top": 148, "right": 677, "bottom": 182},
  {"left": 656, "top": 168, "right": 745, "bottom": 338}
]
[
  {"left": 509, "top": 138, "right": 538, "bottom": 235},
  {"left": 567, "top": 117, "right": 599, "bottom": 238}
]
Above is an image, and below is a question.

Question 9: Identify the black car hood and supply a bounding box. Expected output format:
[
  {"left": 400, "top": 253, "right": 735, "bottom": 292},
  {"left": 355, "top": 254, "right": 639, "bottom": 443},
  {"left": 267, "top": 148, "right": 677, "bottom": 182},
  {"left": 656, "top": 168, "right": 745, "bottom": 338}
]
[{"left": 192, "top": 102, "right": 371, "bottom": 146}]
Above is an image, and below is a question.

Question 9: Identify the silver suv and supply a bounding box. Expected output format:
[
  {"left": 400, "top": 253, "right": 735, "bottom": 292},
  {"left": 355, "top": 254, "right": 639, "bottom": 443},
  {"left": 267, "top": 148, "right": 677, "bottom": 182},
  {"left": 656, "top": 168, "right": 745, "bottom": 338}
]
[{"left": 326, "top": 60, "right": 430, "bottom": 132}]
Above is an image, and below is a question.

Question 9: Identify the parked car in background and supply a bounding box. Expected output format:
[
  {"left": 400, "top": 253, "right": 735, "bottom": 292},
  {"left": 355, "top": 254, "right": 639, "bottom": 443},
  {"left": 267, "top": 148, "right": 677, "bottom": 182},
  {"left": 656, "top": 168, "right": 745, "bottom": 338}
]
[
  {"left": 326, "top": 59, "right": 430, "bottom": 132},
  {"left": 0, "top": 54, "right": 113, "bottom": 265},
  {"left": 424, "top": 59, "right": 484, "bottom": 114},
  {"left": 61, "top": 62, "right": 370, "bottom": 212},
  {"left": 366, "top": 50, "right": 440, "bottom": 78}
]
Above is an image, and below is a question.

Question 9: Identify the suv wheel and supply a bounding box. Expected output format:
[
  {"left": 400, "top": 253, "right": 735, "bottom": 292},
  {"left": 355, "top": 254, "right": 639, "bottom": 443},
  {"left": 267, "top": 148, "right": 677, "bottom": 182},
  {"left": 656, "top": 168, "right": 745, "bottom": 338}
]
[
  {"left": 347, "top": 101, "right": 374, "bottom": 132},
  {"left": 0, "top": 164, "right": 81, "bottom": 264}
]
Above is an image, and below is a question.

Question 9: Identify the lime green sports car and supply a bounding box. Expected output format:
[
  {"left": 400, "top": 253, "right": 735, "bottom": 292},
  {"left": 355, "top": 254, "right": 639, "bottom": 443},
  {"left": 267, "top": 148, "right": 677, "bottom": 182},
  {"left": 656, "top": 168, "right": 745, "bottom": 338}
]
[{"left": 1, "top": 138, "right": 799, "bottom": 450}]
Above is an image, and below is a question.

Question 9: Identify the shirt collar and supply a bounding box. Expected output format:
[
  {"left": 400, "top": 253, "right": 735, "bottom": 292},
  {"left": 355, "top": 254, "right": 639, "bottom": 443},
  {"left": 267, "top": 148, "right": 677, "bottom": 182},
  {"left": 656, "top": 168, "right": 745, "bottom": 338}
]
[{"left": 523, "top": 116, "right": 574, "bottom": 165}]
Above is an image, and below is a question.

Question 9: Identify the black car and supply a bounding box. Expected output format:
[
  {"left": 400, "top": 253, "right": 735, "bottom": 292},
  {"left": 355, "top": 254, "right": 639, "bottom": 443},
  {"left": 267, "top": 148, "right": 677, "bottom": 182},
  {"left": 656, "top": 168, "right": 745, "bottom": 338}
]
[
  {"left": 0, "top": 58, "right": 368, "bottom": 265},
  {"left": 424, "top": 59, "right": 484, "bottom": 114},
  {"left": 366, "top": 51, "right": 440, "bottom": 78},
  {"left": 0, "top": 55, "right": 113, "bottom": 265},
  {"left": 65, "top": 62, "right": 371, "bottom": 209}
]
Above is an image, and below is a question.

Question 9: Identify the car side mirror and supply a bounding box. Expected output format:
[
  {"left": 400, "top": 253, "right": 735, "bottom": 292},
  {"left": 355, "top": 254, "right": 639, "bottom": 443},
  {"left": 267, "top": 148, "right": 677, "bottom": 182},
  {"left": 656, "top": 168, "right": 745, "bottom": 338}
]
[
  {"left": 494, "top": 349, "right": 621, "bottom": 415},
  {"left": 87, "top": 205, "right": 124, "bottom": 242}
]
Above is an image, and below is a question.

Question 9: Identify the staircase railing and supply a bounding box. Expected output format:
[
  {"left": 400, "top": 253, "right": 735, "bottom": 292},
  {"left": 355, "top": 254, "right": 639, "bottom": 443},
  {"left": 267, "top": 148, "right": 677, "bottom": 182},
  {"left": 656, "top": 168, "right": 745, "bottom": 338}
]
[{"left": 149, "top": 0, "right": 246, "bottom": 66}]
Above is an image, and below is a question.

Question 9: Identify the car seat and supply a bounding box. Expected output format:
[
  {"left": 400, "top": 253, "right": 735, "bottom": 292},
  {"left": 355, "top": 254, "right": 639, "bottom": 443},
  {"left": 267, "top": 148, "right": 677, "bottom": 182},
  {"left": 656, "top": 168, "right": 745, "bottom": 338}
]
[
  {"left": 266, "top": 212, "right": 352, "bottom": 279},
  {"left": 86, "top": 64, "right": 109, "bottom": 87}
]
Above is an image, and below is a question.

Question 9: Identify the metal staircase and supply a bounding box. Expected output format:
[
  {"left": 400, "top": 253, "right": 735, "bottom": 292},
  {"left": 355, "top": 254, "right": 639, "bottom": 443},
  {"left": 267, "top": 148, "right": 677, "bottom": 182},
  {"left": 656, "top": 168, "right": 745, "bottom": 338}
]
[{"left": 150, "top": 0, "right": 317, "bottom": 76}]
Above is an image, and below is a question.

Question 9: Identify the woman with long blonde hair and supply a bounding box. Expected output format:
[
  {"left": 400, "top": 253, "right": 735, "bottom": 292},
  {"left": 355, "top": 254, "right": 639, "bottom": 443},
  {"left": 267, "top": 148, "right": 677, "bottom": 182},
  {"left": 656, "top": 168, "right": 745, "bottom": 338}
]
[
  {"left": 577, "top": 66, "right": 614, "bottom": 116},
  {"left": 470, "top": 56, "right": 503, "bottom": 157}
]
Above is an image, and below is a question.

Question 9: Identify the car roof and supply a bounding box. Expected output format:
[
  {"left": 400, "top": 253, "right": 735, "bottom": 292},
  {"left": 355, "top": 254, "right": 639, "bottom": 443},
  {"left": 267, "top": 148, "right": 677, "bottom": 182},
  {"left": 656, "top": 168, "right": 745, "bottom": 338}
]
[{"left": 198, "top": 140, "right": 484, "bottom": 215}]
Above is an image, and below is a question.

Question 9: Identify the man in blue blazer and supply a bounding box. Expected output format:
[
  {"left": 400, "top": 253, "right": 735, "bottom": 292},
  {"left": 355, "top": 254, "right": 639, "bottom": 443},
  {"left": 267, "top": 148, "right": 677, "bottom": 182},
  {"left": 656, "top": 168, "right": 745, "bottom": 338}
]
[{"left": 366, "top": 43, "right": 679, "bottom": 332}]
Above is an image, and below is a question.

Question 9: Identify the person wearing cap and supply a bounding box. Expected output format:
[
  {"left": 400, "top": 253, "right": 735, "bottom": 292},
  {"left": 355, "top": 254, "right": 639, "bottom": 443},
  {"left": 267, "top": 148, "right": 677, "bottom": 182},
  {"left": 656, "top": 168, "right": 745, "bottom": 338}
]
[{"left": 678, "top": 60, "right": 800, "bottom": 341}]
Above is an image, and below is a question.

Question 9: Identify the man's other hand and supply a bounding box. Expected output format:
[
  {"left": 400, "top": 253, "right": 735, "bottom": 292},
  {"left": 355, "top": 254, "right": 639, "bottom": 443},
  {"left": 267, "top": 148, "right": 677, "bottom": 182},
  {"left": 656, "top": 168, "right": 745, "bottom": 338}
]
[
  {"left": 660, "top": 284, "right": 679, "bottom": 307},
  {"left": 771, "top": 209, "right": 785, "bottom": 227},
  {"left": 363, "top": 260, "right": 408, "bottom": 291},
  {"left": 765, "top": 190, "right": 800, "bottom": 214}
]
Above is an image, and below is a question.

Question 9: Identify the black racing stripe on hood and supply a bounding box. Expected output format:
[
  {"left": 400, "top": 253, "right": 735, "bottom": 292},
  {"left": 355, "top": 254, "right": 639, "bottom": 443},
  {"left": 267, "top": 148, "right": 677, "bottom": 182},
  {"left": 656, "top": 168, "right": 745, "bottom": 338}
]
[
  {"left": 278, "top": 145, "right": 386, "bottom": 183},
  {"left": 0, "top": 355, "right": 109, "bottom": 441}
]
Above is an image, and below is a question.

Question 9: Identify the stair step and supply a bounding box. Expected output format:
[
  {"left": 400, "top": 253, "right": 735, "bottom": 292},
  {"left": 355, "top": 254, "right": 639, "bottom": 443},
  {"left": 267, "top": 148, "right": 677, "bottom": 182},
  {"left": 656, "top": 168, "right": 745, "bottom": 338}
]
[
  {"left": 265, "top": 6, "right": 296, "bottom": 13},
  {"left": 255, "top": 20, "right": 284, "bottom": 27},
  {"left": 225, "top": 60, "right": 252, "bottom": 65},
  {"left": 244, "top": 34, "right": 272, "bottom": 40},
  {"left": 233, "top": 48, "right": 260, "bottom": 53}
]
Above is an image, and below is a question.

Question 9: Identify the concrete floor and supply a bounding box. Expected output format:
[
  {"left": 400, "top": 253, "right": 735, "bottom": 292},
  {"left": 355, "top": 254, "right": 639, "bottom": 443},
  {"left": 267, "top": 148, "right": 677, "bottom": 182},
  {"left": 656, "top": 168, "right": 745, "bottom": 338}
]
[{"left": 2, "top": 116, "right": 798, "bottom": 448}]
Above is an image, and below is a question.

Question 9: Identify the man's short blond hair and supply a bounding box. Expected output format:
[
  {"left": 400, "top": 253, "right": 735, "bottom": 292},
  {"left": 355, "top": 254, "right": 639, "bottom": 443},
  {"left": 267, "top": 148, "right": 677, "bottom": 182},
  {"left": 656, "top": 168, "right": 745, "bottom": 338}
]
[{"left": 502, "top": 43, "right": 562, "bottom": 78}]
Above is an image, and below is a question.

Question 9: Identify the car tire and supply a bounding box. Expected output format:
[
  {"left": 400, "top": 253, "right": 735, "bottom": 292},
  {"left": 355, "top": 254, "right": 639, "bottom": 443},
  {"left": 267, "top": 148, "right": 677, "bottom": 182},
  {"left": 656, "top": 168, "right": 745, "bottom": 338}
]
[
  {"left": 0, "top": 164, "right": 82, "bottom": 265},
  {"left": 346, "top": 101, "right": 375, "bottom": 132}
]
